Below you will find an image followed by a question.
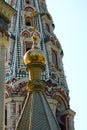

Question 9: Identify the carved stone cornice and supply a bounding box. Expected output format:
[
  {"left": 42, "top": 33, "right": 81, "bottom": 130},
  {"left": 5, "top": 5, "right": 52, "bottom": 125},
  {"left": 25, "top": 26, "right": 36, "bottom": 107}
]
[
  {"left": 0, "top": 1, "right": 16, "bottom": 23},
  {"left": 60, "top": 109, "right": 76, "bottom": 117},
  {"left": 0, "top": 36, "right": 9, "bottom": 47}
]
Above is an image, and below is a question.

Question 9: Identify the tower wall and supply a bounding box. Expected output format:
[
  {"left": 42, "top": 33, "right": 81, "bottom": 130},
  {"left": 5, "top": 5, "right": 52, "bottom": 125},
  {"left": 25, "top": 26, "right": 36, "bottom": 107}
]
[
  {"left": 0, "top": 45, "right": 6, "bottom": 130},
  {"left": 5, "top": 0, "right": 76, "bottom": 130}
]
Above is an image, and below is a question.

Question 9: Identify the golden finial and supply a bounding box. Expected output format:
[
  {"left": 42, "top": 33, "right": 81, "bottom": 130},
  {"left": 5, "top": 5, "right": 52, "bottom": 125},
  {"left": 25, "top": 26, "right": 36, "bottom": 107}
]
[
  {"left": 32, "top": 25, "right": 40, "bottom": 48},
  {"left": 23, "top": 24, "right": 46, "bottom": 91},
  {"left": 32, "top": 25, "right": 37, "bottom": 32},
  {"left": 24, "top": 24, "right": 45, "bottom": 66}
]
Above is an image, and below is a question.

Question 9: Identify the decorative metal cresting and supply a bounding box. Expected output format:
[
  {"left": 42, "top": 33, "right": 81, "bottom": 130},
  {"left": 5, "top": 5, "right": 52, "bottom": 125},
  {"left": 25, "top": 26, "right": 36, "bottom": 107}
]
[{"left": 23, "top": 27, "right": 46, "bottom": 92}]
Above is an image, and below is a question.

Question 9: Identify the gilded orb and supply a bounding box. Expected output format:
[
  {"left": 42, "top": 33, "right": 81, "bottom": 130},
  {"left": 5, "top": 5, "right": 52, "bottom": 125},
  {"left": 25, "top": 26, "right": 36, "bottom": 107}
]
[{"left": 23, "top": 48, "right": 45, "bottom": 65}]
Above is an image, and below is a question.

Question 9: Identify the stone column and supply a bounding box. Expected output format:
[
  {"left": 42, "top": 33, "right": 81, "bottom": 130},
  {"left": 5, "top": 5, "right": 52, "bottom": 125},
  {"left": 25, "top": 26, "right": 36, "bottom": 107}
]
[
  {"left": 5, "top": 97, "right": 24, "bottom": 130},
  {"left": 47, "top": 98, "right": 58, "bottom": 116},
  {"left": 68, "top": 115, "right": 75, "bottom": 130},
  {"left": 0, "top": 45, "right": 6, "bottom": 130},
  {"left": 7, "top": 102, "right": 11, "bottom": 130},
  {"left": 7, "top": 101, "right": 16, "bottom": 130},
  {"left": 61, "top": 109, "right": 76, "bottom": 130}
]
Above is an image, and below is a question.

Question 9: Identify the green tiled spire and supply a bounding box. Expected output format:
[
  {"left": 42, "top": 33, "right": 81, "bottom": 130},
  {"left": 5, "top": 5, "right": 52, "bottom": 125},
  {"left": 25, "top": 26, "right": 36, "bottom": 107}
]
[{"left": 16, "top": 91, "right": 60, "bottom": 130}]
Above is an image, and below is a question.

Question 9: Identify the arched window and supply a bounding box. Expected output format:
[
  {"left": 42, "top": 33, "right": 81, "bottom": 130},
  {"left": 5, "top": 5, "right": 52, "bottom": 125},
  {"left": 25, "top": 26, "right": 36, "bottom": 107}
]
[
  {"left": 25, "top": 0, "right": 30, "bottom": 4},
  {"left": 26, "top": 42, "right": 32, "bottom": 51},
  {"left": 46, "top": 13, "right": 51, "bottom": 20},
  {"left": 23, "top": 42, "right": 32, "bottom": 55},
  {"left": 6, "top": 73, "right": 9, "bottom": 78},
  {"left": 56, "top": 109, "right": 65, "bottom": 130},
  {"left": 52, "top": 49, "right": 58, "bottom": 69},
  {"left": 6, "top": 50, "right": 8, "bottom": 61},
  {"left": 22, "top": 71, "right": 26, "bottom": 74},
  {"left": 46, "top": 23, "right": 50, "bottom": 33},
  {"left": 51, "top": 73, "right": 56, "bottom": 80},
  {"left": 25, "top": 17, "right": 32, "bottom": 26},
  {"left": 10, "top": 0, "right": 15, "bottom": 6},
  {"left": 56, "top": 41, "right": 61, "bottom": 49},
  {"left": 18, "top": 104, "right": 22, "bottom": 115}
]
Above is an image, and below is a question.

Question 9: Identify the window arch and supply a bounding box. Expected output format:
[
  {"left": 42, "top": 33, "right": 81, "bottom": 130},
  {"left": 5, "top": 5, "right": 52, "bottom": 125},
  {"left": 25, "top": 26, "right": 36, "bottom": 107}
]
[
  {"left": 22, "top": 30, "right": 30, "bottom": 38},
  {"left": 23, "top": 41, "right": 32, "bottom": 55},
  {"left": 24, "top": 6, "right": 34, "bottom": 12}
]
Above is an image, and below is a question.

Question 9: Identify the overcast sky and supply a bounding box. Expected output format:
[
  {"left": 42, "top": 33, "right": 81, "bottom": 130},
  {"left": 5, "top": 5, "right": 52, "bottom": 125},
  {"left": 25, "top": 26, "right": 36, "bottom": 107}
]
[{"left": 46, "top": 0, "right": 87, "bottom": 130}]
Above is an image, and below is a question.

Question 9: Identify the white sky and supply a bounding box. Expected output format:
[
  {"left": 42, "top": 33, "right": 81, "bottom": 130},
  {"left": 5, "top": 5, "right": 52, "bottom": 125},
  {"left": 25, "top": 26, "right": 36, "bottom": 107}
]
[{"left": 46, "top": 0, "right": 87, "bottom": 130}]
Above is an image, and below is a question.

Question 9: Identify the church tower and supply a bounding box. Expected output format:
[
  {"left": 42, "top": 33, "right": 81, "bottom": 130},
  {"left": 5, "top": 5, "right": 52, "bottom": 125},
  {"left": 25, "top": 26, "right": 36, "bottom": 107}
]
[
  {"left": 0, "top": 1, "right": 16, "bottom": 130},
  {"left": 5, "top": 0, "right": 75, "bottom": 130}
]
